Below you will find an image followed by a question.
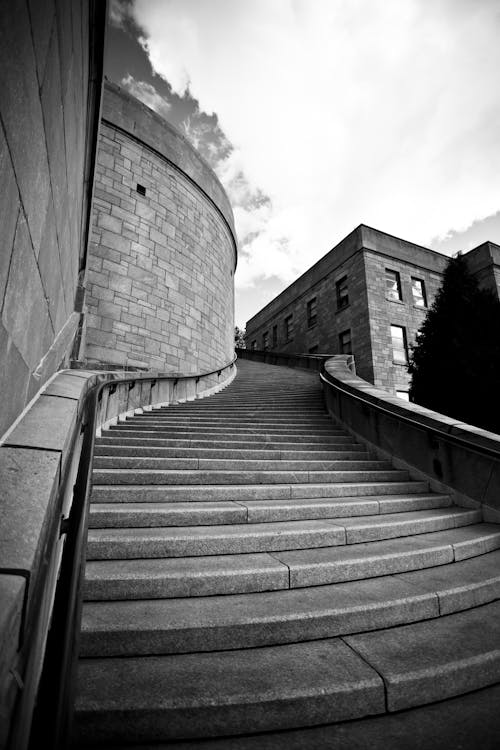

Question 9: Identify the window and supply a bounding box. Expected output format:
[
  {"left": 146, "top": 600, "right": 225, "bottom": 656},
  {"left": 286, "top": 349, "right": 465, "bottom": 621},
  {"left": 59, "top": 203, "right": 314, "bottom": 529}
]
[
  {"left": 390, "top": 325, "right": 408, "bottom": 364},
  {"left": 339, "top": 329, "right": 352, "bottom": 354},
  {"left": 284, "top": 314, "right": 294, "bottom": 341},
  {"left": 251, "top": 340, "right": 257, "bottom": 350},
  {"left": 136, "top": 183, "right": 146, "bottom": 196},
  {"left": 307, "top": 297, "right": 317, "bottom": 327},
  {"left": 308, "top": 345, "right": 319, "bottom": 354},
  {"left": 396, "top": 390, "right": 410, "bottom": 401},
  {"left": 336, "top": 276, "right": 349, "bottom": 310},
  {"left": 386, "top": 269, "right": 402, "bottom": 301},
  {"left": 272, "top": 325, "right": 278, "bottom": 348},
  {"left": 263, "top": 331, "right": 269, "bottom": 350},
  {"left": 411, "top": 277, "right": 427, "bottom": 308}
]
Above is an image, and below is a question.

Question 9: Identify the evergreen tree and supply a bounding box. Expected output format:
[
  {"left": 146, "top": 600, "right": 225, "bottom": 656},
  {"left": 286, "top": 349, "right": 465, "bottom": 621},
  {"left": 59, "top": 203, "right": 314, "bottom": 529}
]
[
  {"left": 409, "top": 253, "right": 500, "bottom": 433},
  {"left": 234, "top": 326, "right": 246, "bottom": 348}
]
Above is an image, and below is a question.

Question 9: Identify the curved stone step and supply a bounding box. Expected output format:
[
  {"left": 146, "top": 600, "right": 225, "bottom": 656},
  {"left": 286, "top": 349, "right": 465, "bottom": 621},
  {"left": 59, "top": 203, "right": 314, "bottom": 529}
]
[
  {"left": 82, "top": 526, "right": 500, "bottom": 600},
  {"left": 90, "top": 480, "right": 431, "bottom": 503},
  {"left": 93, "top": 445, "right": 369, "bottom": 459},
  {"left": 87, "top": 494, "right": 452, "bottom": 528},
  {"left": 109, "top": 424, "right": 346, "bottom": 436},
  {"left": 73, "top": 600, "right": 500, "bottom": 744},
  {"left": 91, "top": 467, "right": 406, "bottom": 486},
  {"left": 103, "top": 429, "right": 353, "bottom": 444},
  {"left": 92, "top": 457, "right": 384, "bottom": 472},
  {"left": 85, "top": 509, "right": 480, "bottom": 560},
  {"left": 79, "top": 550, "right": 500, "bottom": 657},
  {"left": 97, "top": 435, "right": 359, "bottom": 449}
]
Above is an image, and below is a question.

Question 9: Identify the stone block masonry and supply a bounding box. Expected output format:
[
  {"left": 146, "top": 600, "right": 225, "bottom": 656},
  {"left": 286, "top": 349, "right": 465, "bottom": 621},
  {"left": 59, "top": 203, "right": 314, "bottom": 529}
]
[
  {"left": 83, "top": 82, "right": 237, "bottom": 374},
  {"left": 0, "top": 0, "right": 105, "bottom": 438}
]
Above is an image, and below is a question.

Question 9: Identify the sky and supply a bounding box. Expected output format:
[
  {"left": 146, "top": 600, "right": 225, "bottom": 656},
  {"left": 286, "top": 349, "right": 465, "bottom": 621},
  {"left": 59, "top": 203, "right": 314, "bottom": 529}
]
[{"left": 106, "top": 0, "right": 500, "bottom": 327}]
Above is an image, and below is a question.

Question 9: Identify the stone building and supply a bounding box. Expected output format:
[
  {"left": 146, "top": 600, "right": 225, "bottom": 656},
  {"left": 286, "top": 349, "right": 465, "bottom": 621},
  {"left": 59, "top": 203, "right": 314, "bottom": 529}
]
[
  {"left": 0, "top": 0, "right": 105, "bottom": 438},
  {"left": 82, "top": 81, "right": 237, "bottom": 374},
  {"left": 245, "top": 225, "right": 500, "bottom": 397}
]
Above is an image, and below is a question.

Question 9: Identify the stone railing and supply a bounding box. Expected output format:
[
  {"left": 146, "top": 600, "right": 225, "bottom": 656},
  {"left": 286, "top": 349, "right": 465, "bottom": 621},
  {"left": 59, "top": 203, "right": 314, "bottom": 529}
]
[
  {"left": 0, "top": 358, "right": 236, "bottom": 750},
  {"left": 321, "top": 355, "right": 500, "bottom": 521},
  {"left": 235, "top": 346, "right": 332, "bottom": 372}
]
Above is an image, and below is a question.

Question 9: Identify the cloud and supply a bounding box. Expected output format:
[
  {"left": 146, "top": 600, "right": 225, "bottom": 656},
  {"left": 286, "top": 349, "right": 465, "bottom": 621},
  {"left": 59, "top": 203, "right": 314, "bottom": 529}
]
[
  {"left": 108, "top": 0, "right": 134, "bottom": 30},
  {"left": 120, "top": 74, "right": 171, "bottom": 119},
  {"left": 127, "top": 0, "right": 500, "bottom": 321}
]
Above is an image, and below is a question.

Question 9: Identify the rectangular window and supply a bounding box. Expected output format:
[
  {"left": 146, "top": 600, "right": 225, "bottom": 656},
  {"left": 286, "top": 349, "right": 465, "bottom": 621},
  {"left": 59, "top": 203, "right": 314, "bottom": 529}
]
[
  {"left": 307, "top": 297, "right": 317, "bottom": 327},
  {"left": 396, "top": 390, "right": 410, "bottom": 401},
  {"left": 339, "top": 329, "right": 352, "bottom": 354},
  {"left": 390, "top": 325, "right": 408, "bottom": 364},
  {"left": 284, "top": 314, "right": 294, "bottom": 341},
  {"left": 336, "top": 276, "right": 349, "bottom": 310},
  {"left": 272, "top": 325, "right": 278, "bottom": 348},
  {"left": 251, "top": 340, "right": 257, "bottom": 350},
  {"left": 386, "top": 269, "right": 402, "bottom": 301},
  {"left": 411, "top": 277, "right": 427, "bottom": 308},
  {"left": 263, "top": 331, "right": 269, "bottom": 350},
  {"left": 308, "top": 345, "right": 319, "bottom": 354}
]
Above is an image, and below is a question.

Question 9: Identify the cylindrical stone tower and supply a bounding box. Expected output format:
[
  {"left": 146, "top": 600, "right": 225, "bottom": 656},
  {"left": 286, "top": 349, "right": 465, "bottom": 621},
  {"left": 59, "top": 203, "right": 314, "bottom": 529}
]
[{"left": 83, "top": 80, "right": 237, "bottom": 373}]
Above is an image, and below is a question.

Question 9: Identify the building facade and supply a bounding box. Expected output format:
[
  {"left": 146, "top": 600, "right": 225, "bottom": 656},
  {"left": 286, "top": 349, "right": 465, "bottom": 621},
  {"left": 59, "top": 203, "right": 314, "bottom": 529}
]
[
  {"left": 82, "top": 81, "right": 237, "bottom": 374},
  {"left": 245, "top": 225, "right": 500, "bottom": 397}
]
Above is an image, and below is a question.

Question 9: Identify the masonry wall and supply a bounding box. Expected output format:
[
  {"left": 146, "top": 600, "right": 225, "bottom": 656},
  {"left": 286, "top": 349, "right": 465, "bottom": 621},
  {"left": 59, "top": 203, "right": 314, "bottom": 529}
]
[
  {"left": 0, "top": 0, "right": 104, "bottom": 438},
  {"left": 364, "top": 249, "right": 445, "bottom": 393},
  {"left": 83, "top": 83, "right": 237, "bottom": 373},
  {"left": 245, "top": 227, "right": 375, "bottom": 383}
]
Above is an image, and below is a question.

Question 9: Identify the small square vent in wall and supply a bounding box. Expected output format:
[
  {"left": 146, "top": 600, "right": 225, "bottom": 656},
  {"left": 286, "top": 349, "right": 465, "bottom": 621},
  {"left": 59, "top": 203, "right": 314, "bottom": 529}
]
[{"left": 136, "top": 183, "right": 146, "bottom": 196}]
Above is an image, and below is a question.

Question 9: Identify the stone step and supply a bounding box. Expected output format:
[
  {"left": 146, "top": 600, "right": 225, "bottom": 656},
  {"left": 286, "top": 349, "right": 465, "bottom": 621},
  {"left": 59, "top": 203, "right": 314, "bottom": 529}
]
[
  {"left": 92, "top": 457, "right": 385, "bottom": 472},
  {"left": 102, "top": 429, "right": 353, "bottom": 444},
  {"left": 87, "top": 494, "right": 452, "bottom": 528},
  {"left": 92, "top": 468, "right": 407, "bottom": 486},
  {"left": 93, "top": 445, "right": 369, "bottom": 459},
  {"left": 126, "top": 415, "right": 332, "bottom": 425},
  {"left": 90, "top": 480, "right": 431, "bottom": 504},
  {"left": 109, "top": 423, "right": 346, "bottom": 436},
  {"left": 96, "top": 435, "right": 359, "bottom": 449},
  {"left": 82, "top": 525, "right": 500, "bottom": 600},
  {"left": 73, "top": 637, "right": 385, "bottom": 745},
  {"left": 72, "top": 600, "right": 500, "bottom": 744},
  {"left": 79, "top": 549, "right": 500, "bottom": 657},
  {"left": 85, "top": 509, "right": 481, "bottom": 560}
]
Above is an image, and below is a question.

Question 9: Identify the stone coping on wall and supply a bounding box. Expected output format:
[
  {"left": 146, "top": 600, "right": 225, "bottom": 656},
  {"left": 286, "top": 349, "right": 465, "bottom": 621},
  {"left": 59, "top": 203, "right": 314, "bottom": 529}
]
[
  {"left": 102, "top": 80, "right": 237, "bottom": 263},
  {"left": 0, "top": 360, "right": 236, "bottom": 734},
  {"left": 322, "top": 356, "right": 500, "bottom": 516}
]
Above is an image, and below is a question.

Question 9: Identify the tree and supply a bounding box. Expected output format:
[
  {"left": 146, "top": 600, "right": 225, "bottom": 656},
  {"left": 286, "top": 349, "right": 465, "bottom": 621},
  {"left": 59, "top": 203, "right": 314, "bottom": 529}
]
[
  {"left": 234, "top": 326, "right": 246, "bottom": 348},
  {"left": 409, "top": 253, "right": 500, "bottom": 433}
]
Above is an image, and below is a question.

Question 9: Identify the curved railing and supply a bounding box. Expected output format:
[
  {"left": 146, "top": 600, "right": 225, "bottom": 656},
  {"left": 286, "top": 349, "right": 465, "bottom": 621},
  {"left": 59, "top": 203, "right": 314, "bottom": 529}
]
[
  {"left": 320, "top": 355, "right": 500, "bottom": 518},
  {"left": 3, "top": 357, "right": 237, "bottom": 750}
]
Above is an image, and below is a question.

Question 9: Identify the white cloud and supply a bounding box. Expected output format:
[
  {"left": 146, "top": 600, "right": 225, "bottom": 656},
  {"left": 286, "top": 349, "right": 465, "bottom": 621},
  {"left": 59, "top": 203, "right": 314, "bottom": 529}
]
[
  {"left": 120, "top": 74, "right": 171, "bottom": 120},
  {"left": 129, "top": 0, "right": 500, "bottom": 320}
]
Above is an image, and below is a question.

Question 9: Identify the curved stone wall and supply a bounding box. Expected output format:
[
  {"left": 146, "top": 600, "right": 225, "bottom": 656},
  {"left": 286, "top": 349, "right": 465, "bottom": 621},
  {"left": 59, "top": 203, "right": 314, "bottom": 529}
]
[{"left": 83, "top": 81, "right": 237, "bottom": 373}]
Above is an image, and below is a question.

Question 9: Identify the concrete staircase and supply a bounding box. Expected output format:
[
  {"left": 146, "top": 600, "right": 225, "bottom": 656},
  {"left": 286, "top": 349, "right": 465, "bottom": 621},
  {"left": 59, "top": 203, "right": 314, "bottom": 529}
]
[{"left": 72, "top": 359, "right": 500, "bottom": 747}]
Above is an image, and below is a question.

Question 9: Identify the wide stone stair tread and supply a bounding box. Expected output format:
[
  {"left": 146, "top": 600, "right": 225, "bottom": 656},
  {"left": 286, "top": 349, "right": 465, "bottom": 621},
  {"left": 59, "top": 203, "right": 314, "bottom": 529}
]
[
  {"left": 93, "top": 445, "right": 369, "bottom": 459},
  {"left": 82, "top": 525, "right": 500, "bottom": 600},
  {"left": 92, "top": 457, "right": 385, "bottom": 471},
  {"left": 92, "top": 467, "right": 410, "bottom": 486},
  {"left": 87, "top": 494, "right": 453, "bottom": 527},
  {"left": 79, "top": 550, "right": 500, "bottom": 657},
  {"left": 85, "top": 509, "right": 481, "bottom": 559},
  {"left": 74, "top": 359, "right": 500, "bottom": 745},
  {"left": 74, "top": 601, "right": 500, "bottom": 745},
  {"left": 89, "top": 480, "right": 433, "bottom": 503}
]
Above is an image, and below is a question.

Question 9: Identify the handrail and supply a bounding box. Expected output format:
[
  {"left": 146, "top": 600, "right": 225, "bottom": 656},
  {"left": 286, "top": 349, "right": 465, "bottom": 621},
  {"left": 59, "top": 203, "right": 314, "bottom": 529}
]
[
  {"left": 15, "top": 356, "right": 237, "bottom": 749},
  {"left": 320, "top": 364, "right": 500, "bottom": 461}
]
